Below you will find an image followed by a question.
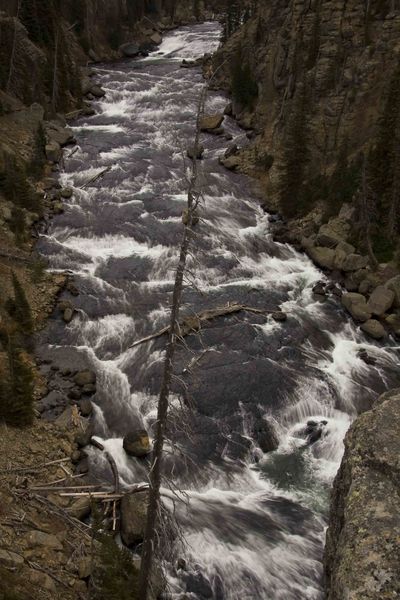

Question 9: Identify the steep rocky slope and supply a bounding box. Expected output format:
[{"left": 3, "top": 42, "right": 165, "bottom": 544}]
[
  {"left": 324, "top": 388, "right": 400, "bottom": 599},
  {"left": 211, "top": 0, "right": 400, "bottom": 341}
]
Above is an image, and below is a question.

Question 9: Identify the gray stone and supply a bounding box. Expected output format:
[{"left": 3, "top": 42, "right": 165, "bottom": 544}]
[
  {"left": 342, "top": 254, "right": 369, "bottom": 272},
  {"left": 367, "top": 285, "right": 395, "bottom": 316},
  {"left": 307, "top": 246, "right": 336, "bottom": 270},
  {"left": 63, "top": 307, "right": 74, "bottom": 323},
  {"left": 45, "top": 122, "right": 75, "bottom": 147},
  {"left": 60, "top": 187, "right": 73, "bottom": 199},
  {"left": 79, "top": 397, "right": 93, "bottom": 416},
  {"left": 360, "top": 319, "right": 387, "bottom": 340},
  {"left": 150, "top": 32, "right": 162, "bottom": 45},
  {"left": 120, "top": 42, "right": 140, "bottom": 57},
  {"left": 68, "top": 497, "right": 91, "bottom": 520},
  {"left": 45, "top": 141, "right": 61, "bottom": 163},
  {"left": 341, "top": 293, "right": 371, "bottom": 322},
  {"left": 220, "top": 155, "right": 240, "bottom": 171},
  {"left": 78, "top": 557, "right": 92, "bottom": 579},
  {"left": 120, "top": 491, "right": 149, "bottom": 545},
  {"left": 25, "top": 530, "right": 63, "bottom": 550},
  {"left": 90, "top": 85, "right": 106, "bottom": 98},
  {"left": 200, "top": 114, "right": 224, "bottom": 131},
  {"left": 74, "top": 370, "right": 96, "bottom": 387},
  {"left": 385, "top": 312, "right": 400, "bottom": 336},
  {"left": 316, "top": 231, "right": 340, "bottom": 248},
  {"left": 123, "top": 430, "right": 151, "bottom": 457}
]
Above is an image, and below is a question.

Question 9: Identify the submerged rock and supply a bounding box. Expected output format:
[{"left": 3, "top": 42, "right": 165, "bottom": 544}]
[{"left": 324, "top": 388, "right": 400, "bottom": 599}]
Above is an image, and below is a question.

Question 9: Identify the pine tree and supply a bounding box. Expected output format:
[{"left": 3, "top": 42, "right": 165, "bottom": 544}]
[
  {"left": 0, "top": 333, "right": 34, "bottom": 428},
  {"left": 5, "top": 272, "right": 33, "bottom": 335},
  {"left": 279, "top": 82, "right": 311, "bottom": 218}
]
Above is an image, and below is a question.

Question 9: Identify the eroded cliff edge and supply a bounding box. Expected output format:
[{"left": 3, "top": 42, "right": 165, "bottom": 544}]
[{"left": 324, "top": 388, "right": 400, "bottom": 599}]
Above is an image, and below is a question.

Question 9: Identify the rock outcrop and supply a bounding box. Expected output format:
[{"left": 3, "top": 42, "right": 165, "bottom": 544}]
[{"left": 324, "top": 388, "right": 400, "bottom": 600}]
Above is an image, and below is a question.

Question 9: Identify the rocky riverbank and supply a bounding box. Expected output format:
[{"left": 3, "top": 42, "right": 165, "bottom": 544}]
[{"left": 324, "top": 388, "right": 400, "bottom": 599}]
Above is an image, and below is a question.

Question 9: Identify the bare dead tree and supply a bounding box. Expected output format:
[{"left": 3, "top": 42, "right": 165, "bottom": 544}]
[{"left": 137, "top": 86, "right": 207, "bottom": 599}]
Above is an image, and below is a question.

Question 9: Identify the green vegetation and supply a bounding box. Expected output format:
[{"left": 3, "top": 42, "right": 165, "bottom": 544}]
[{"left": 92, "top": 534, "right": 139, "bottom": 600}]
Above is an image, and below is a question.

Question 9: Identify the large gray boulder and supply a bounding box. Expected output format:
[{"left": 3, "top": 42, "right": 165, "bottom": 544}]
[
  {"left": 367, "top": 285, "right": 394, "bottom": 316},
  {"left": 307, "top": 246, "right": 336, "bottom": 270},
  {"left": 341, "top": 253, "right": 369, "bottom": 272},
  {"left": 324, "top": 389, "right": 400, "bottom": 600},
  {"left": 45, "top": 121, "right": 75, "bottom": 146},
  {"left": 360, "top": 319, "right": 386, "bottom": 340},
  {"left": 200, "top": 114, "right": 224, "bottom": 131},
  {"left": 123, "top": 430, "right": 151, "bottom": 457},
  {"left": 341, "top": 293, "right": 371, "bottom": 322},
  {"left": 120, "top": 491, "right": 149, "bottom": 545}
]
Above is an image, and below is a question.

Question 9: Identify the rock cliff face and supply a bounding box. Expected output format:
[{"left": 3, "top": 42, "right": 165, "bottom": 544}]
[
  {"left": 212, "top": 0, "right": 400, "bottom": 341},
  {"left": 324, "top": 388, "right": 400, "bottom": 599}
]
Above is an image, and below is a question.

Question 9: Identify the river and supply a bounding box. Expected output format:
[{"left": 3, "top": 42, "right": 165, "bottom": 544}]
[{"left": 37, "top": 22, "right": 399, "bottom": 600}]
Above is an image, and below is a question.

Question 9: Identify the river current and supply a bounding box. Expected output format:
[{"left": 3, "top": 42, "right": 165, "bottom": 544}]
[{"left": 37, "top": 23, "right": 399, "bottom": 600}]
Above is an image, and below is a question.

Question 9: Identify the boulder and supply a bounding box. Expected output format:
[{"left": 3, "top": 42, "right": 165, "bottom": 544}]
[
  {"left": 385, "top": 274, "right": 400, "bottom": 307},
  {"left": 341, "top": 253, "right": 369, "bottom": 272},
  {"left": 123, "top": 430, "right": 151, "bottom": 457},
  {"left": 60, "top": 187, "right": 73, "bottom": 199},
  {"left": 341, "top": 293, "right": 371, "bottom": 322},
  {"left": 45, "top": 141, "right": 61, "bottom": 163},
  {"left": 324, "top": 389, "right": 400, "bottom": 600},
  {"left": 360, "top": 319, "right": 386, "bottom": 340},
  {"left": 367, "top": 285, "right": 394, "bottom": 316},
  {"left": 82, "top": 383, "right": 96, "bottom": 395},
  {"left": 90, "top": 84, "right": 106, "bottom": 98},
  {"left": 316, "top": 231, "right": 340, "bottom": 248},
  {"left": 28, "top": 570, "right": 56, "bottom": 593},
  {"left": 120, "top": 42, "right": 140, "bottom": 57},
  {"left": 120, "top": 491, "right": 149, "bottom": 545},
  {"left": 45, "top": 122, "right": 75, "bottom": 147},
  {"left": 68, "top": 497, "right": 91, "bottom": 520},
  {"left": 79, "top": 397, "right": 93, "bottom": 417},
  {"left": 150, "top": 32, "right": 162, "bottom": 45},
  {"left": 219, "top": 155, "right": 240, "bottom": 171},
  {"left": 307, "top": 246, "right": 336, "bottom": 270},
  {"left": 187, "top": 144, "right": 204, "bottom": 160},
  {"left": 25, "top": 530, "right": 63, "bottom": 550},
  {"left": 63, "top": 307, "right": 74, "bottom": 323},
  {"left": 53, "top": 201, "right": 64, "bottom": 214},
  {"left": 200, "top": 114, "right": 224, "bottom": 131},
  {"left": 332, "top": 241, "right": 356, "bottom": 270},
  {"left": 74, "top": 370, "right": 96, "bottom": 387},
  {"left": 304, "top": 419, "right": 328, "bottom": 444},
  {"left": 271, "top": 311, "right": 287, "bottom": 322},
  {"left": 75, "top": 421, "right": 94, "bottom": 447}
]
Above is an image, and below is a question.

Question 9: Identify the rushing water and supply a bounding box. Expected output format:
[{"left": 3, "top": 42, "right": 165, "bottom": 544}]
[{"left": 38, "top": 22, "right": 399, "bottom": 600}]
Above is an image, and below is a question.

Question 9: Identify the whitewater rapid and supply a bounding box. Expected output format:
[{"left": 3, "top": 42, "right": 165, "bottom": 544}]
[{"left": 38, "top": 22, "right": 399, "bottom": 599}]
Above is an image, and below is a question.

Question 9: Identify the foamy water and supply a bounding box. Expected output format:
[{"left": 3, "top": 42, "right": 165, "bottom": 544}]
[{"left": 37, "top": 22, "right": 399, "bottom": 600}]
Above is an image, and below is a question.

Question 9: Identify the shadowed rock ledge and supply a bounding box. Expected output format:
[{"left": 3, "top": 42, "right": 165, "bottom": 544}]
[{"left": 324, "top": 388, "right": 400, "bottom": 599}]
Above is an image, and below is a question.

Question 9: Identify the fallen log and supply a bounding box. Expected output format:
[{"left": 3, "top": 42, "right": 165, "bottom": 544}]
[
  {"left": 130, "top": 303, "right": 274, "bottom": 348},
  {"left": 80, "top": 166, "right": 111, "bottom": 189}
]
